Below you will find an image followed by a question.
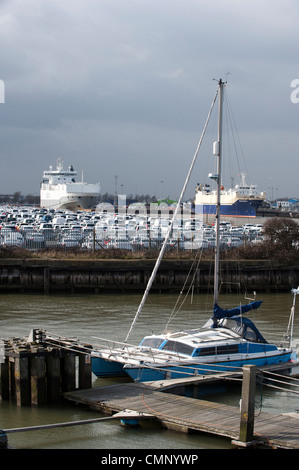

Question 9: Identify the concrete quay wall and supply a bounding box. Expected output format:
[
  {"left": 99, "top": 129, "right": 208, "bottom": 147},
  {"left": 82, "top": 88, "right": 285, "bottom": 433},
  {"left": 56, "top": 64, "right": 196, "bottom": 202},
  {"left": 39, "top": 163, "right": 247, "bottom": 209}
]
[{"left": 0, "top": 259, "right": 298, "bottom": 294}]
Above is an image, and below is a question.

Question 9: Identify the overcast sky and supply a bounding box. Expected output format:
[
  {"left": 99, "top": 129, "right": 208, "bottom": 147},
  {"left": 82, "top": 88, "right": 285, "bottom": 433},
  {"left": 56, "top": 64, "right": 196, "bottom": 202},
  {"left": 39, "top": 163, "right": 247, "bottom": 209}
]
[{"left": 0, "top": 0, "right": 298, "bottom": 201}]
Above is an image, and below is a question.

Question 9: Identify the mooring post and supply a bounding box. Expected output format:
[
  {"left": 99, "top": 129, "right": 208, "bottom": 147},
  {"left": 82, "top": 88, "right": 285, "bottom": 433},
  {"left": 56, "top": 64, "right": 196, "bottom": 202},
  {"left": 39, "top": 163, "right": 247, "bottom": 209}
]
[
  {"left": 61, "top": 352, "right": 76, "bottom": 392},
  {"left": 237, "top": 365, "right": 256, "bottom": 446},
  {"left": 78, "top": 353, "right": 92, "bottom": 390},
  {"left": 0, "top": 360, "right": 10, "bottom": 401},
  {"left": 31, "top": 354, "right": 47, "bottom": 405},
  {"left": 46, "top": 353, "right": 61, "bottom": 402},
  {"left": 14, "top": 356, "right": 30, "bottom": 406}
]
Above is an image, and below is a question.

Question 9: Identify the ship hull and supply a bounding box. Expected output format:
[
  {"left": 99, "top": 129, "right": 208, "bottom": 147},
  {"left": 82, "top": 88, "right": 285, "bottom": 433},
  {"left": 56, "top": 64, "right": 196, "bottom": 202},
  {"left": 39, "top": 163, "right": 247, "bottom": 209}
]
[
  {"left": 40, "top": 160, "right": 100, "bottom": 212},
  {"left": 195, "top": 199, "right": 264, "bottom": 217},
  {"left": 40, "top": 194, "right": 100, "bottom": 211},
  {"left": 40, "top": 182, "right": 100, "bottom": 211}
]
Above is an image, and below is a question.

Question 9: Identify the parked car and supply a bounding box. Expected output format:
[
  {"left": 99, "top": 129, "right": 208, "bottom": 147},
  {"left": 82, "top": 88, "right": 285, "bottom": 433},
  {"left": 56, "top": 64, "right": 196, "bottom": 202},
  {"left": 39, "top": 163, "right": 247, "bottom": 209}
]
[
  {"left": 59, "top": 237, "right": 80, "bottom": 248},
  {"left": 1, "top": 232, "right": 24, "bottom": 247},
  {"left": 25, "top": 232, "right": 46, "bottom": 249}
]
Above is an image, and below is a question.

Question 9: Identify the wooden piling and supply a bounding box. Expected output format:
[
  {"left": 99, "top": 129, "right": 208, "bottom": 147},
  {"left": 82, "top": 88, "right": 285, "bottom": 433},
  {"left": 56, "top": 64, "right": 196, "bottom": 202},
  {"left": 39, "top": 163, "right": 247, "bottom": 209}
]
[
  {"left": 30, "top": 354, "right": 47, "bottom": 405},
  {"left": 232, "top": 365, "right": 257, "bottom": 447},
  {"left": 46, "top": 354, "right": 61, "bottom": 403},
  {"left": 0, "top": 332, "right": 92, "bottom": 406},
  {"left": 0, "top": 360, "right": 9, "bottom": 401},
  {"left": 43, "top": 267, "right": 50, "bottom": 294},
  {"left": 0, "top": 259, "right": 298, "bottom": 294},
  {"left": 14, "top": 356, "right": 30, "bottom": 406},
  {"left": 61, "top": 352, "right": 76, "bottom": 393},
  {"left": 79, "top": 353, "right": 92, "bottom": 390}
]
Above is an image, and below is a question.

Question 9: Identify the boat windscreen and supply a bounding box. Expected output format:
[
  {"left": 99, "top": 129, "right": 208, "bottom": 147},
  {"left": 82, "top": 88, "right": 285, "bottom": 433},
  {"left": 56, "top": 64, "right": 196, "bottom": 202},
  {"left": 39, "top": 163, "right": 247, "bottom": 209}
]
[
  {"left": 162, "top": 340, "right": 194, "bottom": 356},
  {"left": 218, "top": 316, "right": 267, "bottom": 343},
  {"left": 139, "top": 337, "right": 165, "bottom": 349}
]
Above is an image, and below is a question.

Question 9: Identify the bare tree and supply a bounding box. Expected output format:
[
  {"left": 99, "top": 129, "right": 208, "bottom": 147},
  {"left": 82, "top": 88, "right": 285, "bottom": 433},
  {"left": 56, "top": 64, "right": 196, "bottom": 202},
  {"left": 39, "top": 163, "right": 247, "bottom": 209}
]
[{"left": 263, "top": 218, "right": 299, "bottom": 249}]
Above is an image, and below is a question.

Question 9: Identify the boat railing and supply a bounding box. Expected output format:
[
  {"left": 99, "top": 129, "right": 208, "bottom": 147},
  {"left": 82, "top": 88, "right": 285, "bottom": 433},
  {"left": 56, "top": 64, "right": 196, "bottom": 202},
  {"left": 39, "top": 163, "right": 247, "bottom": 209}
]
[
  {"left": 91, "top": 336, "right": 190, "bottom": 363},
  {"left": 130, "top": 361, "right": 243, "bottom": 377}
]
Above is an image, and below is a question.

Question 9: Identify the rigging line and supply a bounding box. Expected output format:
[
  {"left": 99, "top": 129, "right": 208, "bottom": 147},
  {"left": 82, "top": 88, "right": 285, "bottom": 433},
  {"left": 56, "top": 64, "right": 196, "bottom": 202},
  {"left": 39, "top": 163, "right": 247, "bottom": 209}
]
[
  {"left": 262, "top": 369, "right": 299, "bottom": 384},
  {"left": 261, "top": 376, "right": 299, "bottom": 390},
  {"left": 260, "top": 381, "right": 299, "bottom": 395},
  {"left": 224, "top": 87, "right": 250, "bottom": 183},
  {"left": 124, "top": 89, "right": 219, "bottom": 343},
  {"left": 223, "top": 88, "right": 242, "bottom": 178},
  {"left": 136, "top": 361, "right": 243, "bottom": 373},
  {"left": 163, "top": 248, "right": 203, "bottom": 332},
  {"left": 259, "top": 373, "right": 299, "bottom": 389},
  {"left": 223, "top": 91, "right": 232, "bottom": 182}
]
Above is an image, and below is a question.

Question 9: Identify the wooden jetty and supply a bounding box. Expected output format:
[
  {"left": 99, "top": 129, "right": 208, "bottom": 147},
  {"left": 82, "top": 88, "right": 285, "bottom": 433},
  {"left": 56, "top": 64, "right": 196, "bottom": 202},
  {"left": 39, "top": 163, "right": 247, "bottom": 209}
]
[
  {"left": 2, "top": 330, "right": 299, "bottom": 449},
  {"left": 64, "top": 367, "right": 299, "bottom": 449}
]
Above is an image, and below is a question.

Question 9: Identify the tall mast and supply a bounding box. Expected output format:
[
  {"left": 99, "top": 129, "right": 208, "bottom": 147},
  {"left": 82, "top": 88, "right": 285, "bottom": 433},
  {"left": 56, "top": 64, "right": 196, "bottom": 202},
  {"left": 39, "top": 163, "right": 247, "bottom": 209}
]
[
  {"left": 213, "top": 78, "right": 225, "bottom": 309},
  {"left": 124, "top": 89, "right": 219, "bottom": 342}
]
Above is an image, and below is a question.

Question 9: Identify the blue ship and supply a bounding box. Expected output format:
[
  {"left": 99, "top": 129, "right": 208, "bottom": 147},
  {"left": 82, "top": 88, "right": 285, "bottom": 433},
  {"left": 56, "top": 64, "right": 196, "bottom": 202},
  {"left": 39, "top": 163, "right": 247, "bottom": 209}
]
[{"left": 194, "top": 173, "right": 265, "bottom": 218}]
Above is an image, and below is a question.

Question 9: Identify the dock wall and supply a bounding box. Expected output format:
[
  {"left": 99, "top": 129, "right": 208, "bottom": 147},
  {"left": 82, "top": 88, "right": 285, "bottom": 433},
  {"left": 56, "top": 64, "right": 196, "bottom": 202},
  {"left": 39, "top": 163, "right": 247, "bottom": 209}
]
[{"left": 0, "top": 259, "right": 298, "bottom": 293}]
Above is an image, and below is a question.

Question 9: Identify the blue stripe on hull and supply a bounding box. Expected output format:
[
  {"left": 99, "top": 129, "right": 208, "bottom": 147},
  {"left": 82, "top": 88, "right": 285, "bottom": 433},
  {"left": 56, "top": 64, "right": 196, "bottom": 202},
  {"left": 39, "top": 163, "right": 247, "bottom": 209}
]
[
  {"left": 124, "top": 352, "right": 293, "bottom": 382},
  {"left": 195, "top": 200, "right": 263, "bottom": 217},
  {"left": 92, "top": 356, "right": 126, "bottom": 377}
]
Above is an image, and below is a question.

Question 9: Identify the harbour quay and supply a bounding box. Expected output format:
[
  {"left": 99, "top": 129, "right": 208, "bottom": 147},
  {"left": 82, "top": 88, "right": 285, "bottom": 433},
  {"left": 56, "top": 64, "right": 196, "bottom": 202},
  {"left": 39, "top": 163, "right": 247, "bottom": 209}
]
[{"left": 0, "top": 258, "right": 298, "bottom": 294}]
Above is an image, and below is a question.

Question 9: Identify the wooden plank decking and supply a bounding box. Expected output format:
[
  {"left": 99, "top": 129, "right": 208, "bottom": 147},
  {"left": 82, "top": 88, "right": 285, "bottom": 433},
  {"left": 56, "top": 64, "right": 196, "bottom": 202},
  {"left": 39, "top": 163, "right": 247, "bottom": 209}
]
[{"left": 64, "top": 382, "right": 299, "bottom": 449}]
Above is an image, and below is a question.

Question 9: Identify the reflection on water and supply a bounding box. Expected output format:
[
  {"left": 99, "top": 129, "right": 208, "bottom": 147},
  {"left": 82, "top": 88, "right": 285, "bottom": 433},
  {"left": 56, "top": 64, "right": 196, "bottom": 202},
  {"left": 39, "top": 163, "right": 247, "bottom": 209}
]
[{"left": 0, "top": 291, "right": 298, "bottom": 449}]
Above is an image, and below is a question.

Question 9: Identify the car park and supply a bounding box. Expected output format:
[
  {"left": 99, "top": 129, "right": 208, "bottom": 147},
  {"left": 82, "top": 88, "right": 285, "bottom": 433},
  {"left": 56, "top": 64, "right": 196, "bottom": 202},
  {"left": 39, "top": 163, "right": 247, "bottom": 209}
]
[{"left": 0, "top": 203, "right": 271, "bottom": 252}]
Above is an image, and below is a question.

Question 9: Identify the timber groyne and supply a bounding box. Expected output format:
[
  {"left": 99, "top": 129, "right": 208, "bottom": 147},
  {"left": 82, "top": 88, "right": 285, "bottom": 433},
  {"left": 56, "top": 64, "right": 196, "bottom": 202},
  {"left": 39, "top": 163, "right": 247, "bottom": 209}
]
[{"left": 0, "top": 258, "right": 298, "bottom": 294}]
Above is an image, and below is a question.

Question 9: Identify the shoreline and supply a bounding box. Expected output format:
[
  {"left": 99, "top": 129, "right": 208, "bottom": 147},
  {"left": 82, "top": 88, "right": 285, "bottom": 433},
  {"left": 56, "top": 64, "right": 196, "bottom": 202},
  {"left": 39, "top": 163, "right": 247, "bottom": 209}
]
[{"left": 0, "top": 258, "right": 298, "bottom": 294}]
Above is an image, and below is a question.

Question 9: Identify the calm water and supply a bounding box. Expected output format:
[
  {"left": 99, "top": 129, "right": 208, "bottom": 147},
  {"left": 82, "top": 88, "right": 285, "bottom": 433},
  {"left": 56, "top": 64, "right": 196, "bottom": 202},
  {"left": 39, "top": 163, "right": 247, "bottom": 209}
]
[{"left": 0, "top": 291, "right": 298, "bottom": 449}]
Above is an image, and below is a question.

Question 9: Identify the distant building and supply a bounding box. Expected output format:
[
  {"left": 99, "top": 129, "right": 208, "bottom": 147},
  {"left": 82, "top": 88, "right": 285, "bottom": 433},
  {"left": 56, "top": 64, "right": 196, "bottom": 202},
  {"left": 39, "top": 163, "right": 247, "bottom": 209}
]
[{"left": 276, "top": 199, "right": 299, "bottom": 209}]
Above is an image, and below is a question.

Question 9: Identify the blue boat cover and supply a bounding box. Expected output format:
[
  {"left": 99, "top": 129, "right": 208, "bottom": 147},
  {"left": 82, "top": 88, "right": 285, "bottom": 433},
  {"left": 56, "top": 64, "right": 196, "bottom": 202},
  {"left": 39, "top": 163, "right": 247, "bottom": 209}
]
[{"left": 213, "top": 301, "right": 262, "bottom": 320}]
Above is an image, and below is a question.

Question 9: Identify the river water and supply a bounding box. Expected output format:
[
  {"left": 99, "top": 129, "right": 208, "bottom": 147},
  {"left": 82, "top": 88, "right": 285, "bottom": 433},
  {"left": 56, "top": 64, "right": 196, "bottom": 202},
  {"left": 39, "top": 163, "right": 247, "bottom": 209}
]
[{"left": 0, "top": 291, "right": 299, "bottom": 449}]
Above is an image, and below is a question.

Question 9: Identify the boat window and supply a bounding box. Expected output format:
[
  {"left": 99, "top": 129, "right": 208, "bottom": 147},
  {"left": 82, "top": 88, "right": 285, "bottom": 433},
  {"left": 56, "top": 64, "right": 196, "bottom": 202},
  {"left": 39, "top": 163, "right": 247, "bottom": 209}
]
[
  {"left": 219, "top": 318, "right": 259, "bottom": 342},
  {"left": 162, "top": 340, "right": 194, "bottom": 356},
  {"left": 219, "top": 318, "right": 245, "bottom": 336},
  {"left": 243, "top": 328, "right": 258, "bottom": 342},
  {"left": 217, "top": 344, "right": 239, "bottom": 354},
  {"left": 198, "top": 344, "right": 239, "bottom": 356},
  {"left": 198, "top": 346, "right": 216, "bottom": 356},
  {"left": 139, "top": 337, "right": 164, "bottom": 349}
]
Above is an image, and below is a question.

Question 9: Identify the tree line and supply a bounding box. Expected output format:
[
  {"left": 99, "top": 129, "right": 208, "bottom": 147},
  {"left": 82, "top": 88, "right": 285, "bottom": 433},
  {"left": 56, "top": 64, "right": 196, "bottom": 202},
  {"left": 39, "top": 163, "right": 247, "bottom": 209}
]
[{"left": 0, "top": 192, "right": 159, "bottom": 206}]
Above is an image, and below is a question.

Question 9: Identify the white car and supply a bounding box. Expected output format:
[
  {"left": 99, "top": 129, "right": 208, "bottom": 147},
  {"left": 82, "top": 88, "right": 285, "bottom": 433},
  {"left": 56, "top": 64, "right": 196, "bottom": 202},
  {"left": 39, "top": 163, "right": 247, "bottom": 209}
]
[{"left": 2, "top": 232, "right": 24, "bottom": 247}]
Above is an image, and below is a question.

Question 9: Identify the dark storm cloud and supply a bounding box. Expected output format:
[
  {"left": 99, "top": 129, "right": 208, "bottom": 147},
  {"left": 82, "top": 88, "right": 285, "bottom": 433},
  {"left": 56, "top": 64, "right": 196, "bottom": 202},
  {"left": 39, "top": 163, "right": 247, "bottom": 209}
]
[{"left": 0, "top": 0, "right": 298, "bottom": 198}]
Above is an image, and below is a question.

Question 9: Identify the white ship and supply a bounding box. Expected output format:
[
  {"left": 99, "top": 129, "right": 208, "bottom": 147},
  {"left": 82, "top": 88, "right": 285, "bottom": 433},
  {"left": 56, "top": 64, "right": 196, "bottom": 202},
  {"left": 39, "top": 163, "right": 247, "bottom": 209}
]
[{"left": 40, "top": 159, "right": 100, "bottom": 211}]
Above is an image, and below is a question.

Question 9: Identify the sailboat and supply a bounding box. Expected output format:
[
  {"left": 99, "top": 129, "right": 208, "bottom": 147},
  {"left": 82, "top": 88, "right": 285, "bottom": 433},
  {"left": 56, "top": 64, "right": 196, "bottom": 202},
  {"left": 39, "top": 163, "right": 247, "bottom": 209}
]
[{"left": 91, "top": 79, "right": 298, "bottom": 381}]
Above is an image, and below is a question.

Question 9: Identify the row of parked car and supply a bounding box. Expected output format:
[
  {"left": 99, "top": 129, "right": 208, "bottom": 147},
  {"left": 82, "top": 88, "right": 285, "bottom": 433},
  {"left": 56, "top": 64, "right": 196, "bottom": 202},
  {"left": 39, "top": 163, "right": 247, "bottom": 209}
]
[{"left": 0, "top": 204, "right": 265, "bottom": 251}]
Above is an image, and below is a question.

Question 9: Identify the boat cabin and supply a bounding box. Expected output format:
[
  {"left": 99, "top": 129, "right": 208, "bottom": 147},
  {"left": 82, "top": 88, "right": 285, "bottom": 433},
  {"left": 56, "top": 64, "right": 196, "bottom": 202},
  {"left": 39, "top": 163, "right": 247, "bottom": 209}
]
[{"left": 138, "top": 315, "right": 272, "bottom": 359}]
